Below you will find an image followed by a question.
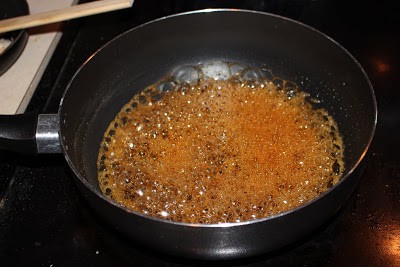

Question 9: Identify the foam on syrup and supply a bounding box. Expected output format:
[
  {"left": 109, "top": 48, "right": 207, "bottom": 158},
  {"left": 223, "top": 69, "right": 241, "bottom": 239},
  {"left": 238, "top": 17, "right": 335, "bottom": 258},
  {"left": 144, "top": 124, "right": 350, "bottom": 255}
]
[{"left": 97, "top": 77, "right": 344, "bottom": 224}]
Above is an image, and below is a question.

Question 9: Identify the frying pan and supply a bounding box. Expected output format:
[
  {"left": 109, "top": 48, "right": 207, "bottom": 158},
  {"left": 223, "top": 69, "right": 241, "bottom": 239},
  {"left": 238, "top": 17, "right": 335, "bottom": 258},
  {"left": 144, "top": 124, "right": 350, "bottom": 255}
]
[
  {"left": 0, "top": 9, "right": 377, "bottom": 259},
  {"left": 0, "top": 0, "right": 29, "bottom": 76}
]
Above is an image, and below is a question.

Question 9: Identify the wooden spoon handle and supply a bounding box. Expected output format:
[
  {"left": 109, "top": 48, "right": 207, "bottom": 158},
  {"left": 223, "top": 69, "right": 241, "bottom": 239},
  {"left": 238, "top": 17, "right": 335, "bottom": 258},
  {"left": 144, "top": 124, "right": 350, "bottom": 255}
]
[{"left": 0, "top": 0, "right": 134, "bottom": 34}]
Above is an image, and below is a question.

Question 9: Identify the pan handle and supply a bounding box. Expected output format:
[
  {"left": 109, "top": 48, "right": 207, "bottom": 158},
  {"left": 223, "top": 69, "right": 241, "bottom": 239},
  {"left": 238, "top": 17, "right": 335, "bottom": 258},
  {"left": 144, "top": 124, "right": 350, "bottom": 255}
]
[{"left": 0, "top": 112, "right": 61, "bottom": 154}]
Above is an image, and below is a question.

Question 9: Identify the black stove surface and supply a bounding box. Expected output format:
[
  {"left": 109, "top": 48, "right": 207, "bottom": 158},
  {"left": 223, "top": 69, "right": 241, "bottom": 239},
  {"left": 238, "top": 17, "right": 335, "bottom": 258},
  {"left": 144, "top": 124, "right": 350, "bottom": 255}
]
[{"left": 1, "top": 0, "right": 399, "bottom": 266}]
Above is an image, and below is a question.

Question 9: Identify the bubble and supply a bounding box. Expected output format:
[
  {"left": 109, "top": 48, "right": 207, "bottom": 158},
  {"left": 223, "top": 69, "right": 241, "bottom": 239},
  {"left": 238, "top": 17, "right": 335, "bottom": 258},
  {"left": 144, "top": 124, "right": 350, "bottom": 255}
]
[
  {"left": 259, "top": 69, "right": 274, "bottom": 81},
  {"left": 108, "top": 129, "right": 116, "bottom": 136},
  {"left": 229, "top": 63, "right": 246, "bottom": 76},
  {"left": 105, "top": 188, "right": 112, "bottom": 195},
  {"left": 202, "top": 62, "right": 230, "bottom": 80},
  {"left": 240, "top": 68, "right": 263, "bottom": 84},
  {"left": 327, "top": 178, "right": 334, "bottom": 188},
  {"left": 99, "top": 164, "right": 106, "bottom": 172},
  {"left": 286, "top": 90, "right": 296, "bottom": 99},
  {"left": 138, "top": 96, "right": 147, "bottom": 105},
  {"left": 273, "top": 78, "right": 284, "bottom": 89},
  {"left": 332, "top": 161, "right": 341, "bottom": 175},
  {"left": 172, "top": 66, "right": 200, "bottom": 84},
  {"left": 284, "top": 81, "right": 297, "bottom": 91},
  {"left": 334, "top": 144, "right": 341, "bottom": 150},
  {"left": 121, "top": 117, "right": 128, "bottom": 125},
  {"left": 151, "top": 92, "right": 163, "bottom": 102},
  {"left": 157, "top": 80, "right": 176, "bottom": 92}
]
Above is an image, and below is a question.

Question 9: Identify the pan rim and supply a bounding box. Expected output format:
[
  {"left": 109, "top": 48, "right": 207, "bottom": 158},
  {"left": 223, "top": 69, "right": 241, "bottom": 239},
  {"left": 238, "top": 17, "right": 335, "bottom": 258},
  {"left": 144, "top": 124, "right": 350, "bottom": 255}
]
[{"left": 59, "top": 8, "right": 378, "bottom": 228}]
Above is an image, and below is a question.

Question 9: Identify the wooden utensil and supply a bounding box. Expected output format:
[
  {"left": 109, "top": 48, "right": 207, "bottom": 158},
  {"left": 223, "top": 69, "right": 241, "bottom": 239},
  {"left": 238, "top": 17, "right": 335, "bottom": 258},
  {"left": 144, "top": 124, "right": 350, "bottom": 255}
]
[{"left": 0, "top": 0, "right": 134, "bottom": 34}]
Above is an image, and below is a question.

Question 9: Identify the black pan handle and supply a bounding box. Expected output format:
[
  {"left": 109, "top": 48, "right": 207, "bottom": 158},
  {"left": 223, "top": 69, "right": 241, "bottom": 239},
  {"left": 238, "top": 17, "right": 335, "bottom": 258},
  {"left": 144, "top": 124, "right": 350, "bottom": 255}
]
[
  {"left": 0, "top": 112, "right": 61, "bottom": 154},
  {"left": 0, "top": 112, "right": 38, "bottom": 154}
]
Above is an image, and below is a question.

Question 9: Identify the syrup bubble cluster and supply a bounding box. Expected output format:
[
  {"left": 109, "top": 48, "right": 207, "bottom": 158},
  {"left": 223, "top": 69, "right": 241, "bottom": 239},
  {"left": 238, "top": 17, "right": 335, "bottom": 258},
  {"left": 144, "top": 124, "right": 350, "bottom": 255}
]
[{"left": 97, "top": 62, "right": 344, "bottom": 224}]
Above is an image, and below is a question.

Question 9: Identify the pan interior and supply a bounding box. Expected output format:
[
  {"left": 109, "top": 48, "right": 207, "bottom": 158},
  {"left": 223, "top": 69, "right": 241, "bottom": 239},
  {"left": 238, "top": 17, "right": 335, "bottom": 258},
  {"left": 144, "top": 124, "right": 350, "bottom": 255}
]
[{"left": 60, "top": 10, "right": 376, "bottom": 207}]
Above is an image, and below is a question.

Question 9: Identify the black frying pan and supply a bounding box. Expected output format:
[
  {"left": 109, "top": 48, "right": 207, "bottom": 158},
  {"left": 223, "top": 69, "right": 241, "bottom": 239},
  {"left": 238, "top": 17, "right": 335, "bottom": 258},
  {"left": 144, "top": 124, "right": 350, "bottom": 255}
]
[
  {"left": 0, "top": 0, "right": 29, "bottom": 76},
  {"left": 0, "top": 10, "right": 377, "bottom": 259}
]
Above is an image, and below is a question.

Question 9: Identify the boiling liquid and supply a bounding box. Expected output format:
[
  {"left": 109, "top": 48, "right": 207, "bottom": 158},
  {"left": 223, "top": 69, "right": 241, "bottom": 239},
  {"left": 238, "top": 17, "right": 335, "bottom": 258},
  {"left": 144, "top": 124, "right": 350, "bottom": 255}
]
[{"left": 97, "top": 79, "right": 344, "bottom": 224}]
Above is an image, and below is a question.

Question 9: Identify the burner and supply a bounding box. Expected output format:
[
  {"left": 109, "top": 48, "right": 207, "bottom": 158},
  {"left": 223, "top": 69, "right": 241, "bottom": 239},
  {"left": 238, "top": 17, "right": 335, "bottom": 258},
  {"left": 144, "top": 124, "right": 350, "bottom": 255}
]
[{"left": 0, "top": 0, "right": 29, "bottom": 76}]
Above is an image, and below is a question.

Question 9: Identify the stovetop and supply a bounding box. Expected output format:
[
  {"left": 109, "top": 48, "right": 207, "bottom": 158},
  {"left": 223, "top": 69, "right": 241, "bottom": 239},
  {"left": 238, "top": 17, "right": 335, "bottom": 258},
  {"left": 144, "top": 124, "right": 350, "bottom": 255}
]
[{"left": 1, "top": 0, "right": 399, "bottom": 266}]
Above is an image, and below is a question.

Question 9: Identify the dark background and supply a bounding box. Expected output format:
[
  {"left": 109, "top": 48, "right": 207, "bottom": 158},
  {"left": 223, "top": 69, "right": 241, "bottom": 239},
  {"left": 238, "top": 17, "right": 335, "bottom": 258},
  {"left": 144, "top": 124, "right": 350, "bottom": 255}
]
[{"left": 1, "top": 0, "right": 399, "bottom": 266}]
